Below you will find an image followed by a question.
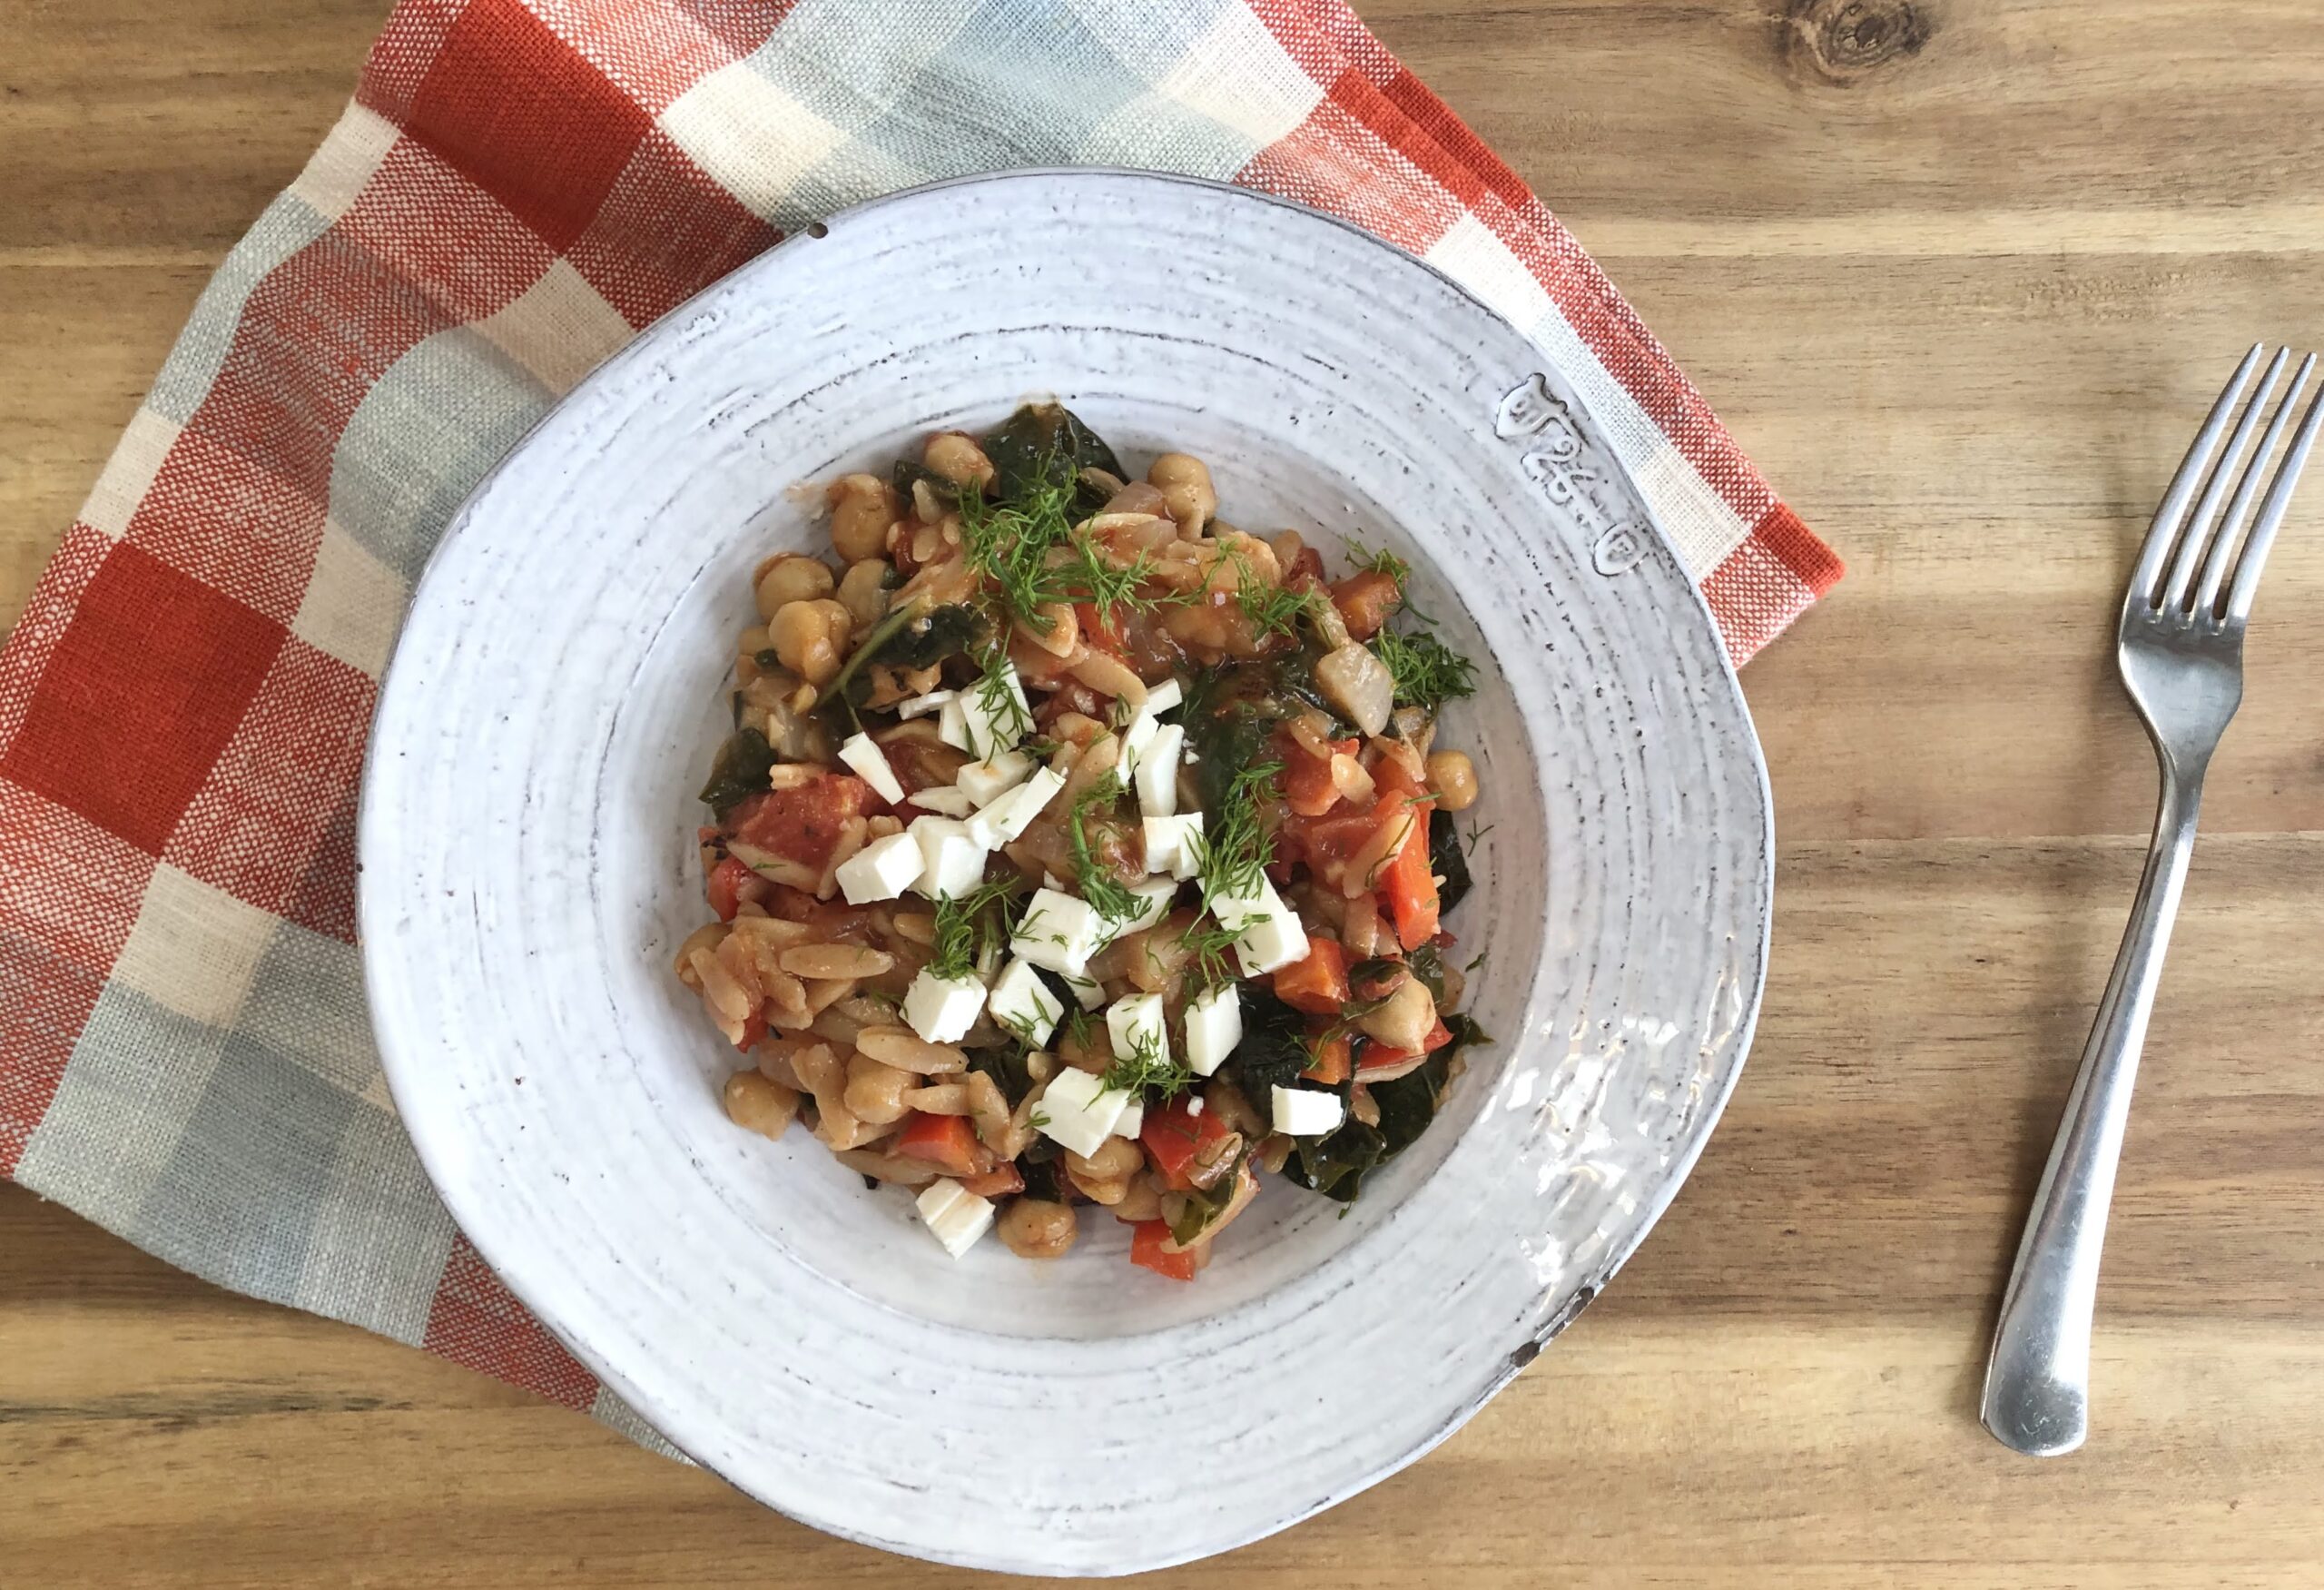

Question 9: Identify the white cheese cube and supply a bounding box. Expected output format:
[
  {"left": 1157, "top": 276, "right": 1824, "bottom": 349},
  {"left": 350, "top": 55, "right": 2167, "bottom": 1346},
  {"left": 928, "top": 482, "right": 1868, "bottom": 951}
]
[
  {"left": 956, "top": 750, "right": 1033, "bottom": 807},
  {"left": 897, "top": 689, "right": 955, "bottom": 721},
  {"left": 987, "top": 956, "right": 1063, "bottom": 1047},
  {"left": 965, "top": 766, "right": 1065, "bottom": 850},
  {"left": 908, "top": 815, "right": 989, "bottom": 900},
  {"left": 1105, "top": 992, "right": 1170, "bottom": 1070},
  {"left": 1134, "top": 722, "right": 1183, "bottom": 817},
  {"left": 837, "top": 732, "right": 906, "bottom": 805},
  {"left": 1142, "top": 677, "right": 1184, "bottom": 717},
  {"left": 959, "top": 662, "right": 1032, "bottom": 760},
  {"left": 915, "top": 1178, "right": 995, "bottom": 1258},
  {"left": 1062, "top": 970, "right": 1107, "bottom": 1010},
  {"left": 834, "top": 830, "right": 924, "bottom": 904},
  {"left": 905, "top": 785, "right": 976, "bottom": 816},
  {"left": 1009, "top": 887, "right": 1108, "bottom": 977},
  {"left": 1217, "top": 874, "right": 1309, "bottom": 976},
  {"left": 1141, "top": 813, "right": 1205, "bottom": 880},
  {"left": 903, "top": 967, "right": 987, "bottom": 1044},
  {"left": 1036, "top": 1067, "right": 1131, "bottom": 1158},
  {"left": 1271, "top": 1085, "right": 1345, "bottom": 1138},
  {"left": 937, "top": 696, "right": 973, "bottom": 753},
  {"left": 1111, "top": 1097, "right": 1145, "bottom": 1139},
  {"left": 1183, "top": 983, "right": 1242, "bottom": 1076},
  {"left": 1117, "top": 878, "right": 1178, "bottom": 935},
  {"left": 1116, "top": 677, "right": 1186, "bottom": 775}
]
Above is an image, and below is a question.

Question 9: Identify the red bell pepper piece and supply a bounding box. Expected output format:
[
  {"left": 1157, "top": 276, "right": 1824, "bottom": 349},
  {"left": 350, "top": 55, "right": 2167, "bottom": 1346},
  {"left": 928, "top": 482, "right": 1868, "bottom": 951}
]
[
  {"left": 1301, "top": 1031, "right": 1352, "bottom": 1085},
  {"left": 1273, "top": 938, "right": 1350, "bottom": 1016},
  {"left": 724, "top": 774, "right": 876, "bottom": 870},
  {"left": 1140, "top": 1099, "right": 1238, "bottom": 1192},
  {"left": 705, "top": 855, "right": 753, "bottom": 922},
  {"left": 1129, "top": 1219, "right": 1198, "bottom": 1281},
  {"left": 1357, "top": 1016, "right": 1454, "bottom": 1073},
  {"left": 894, "top": 1112, "right": 986, "bottom": 1180}
]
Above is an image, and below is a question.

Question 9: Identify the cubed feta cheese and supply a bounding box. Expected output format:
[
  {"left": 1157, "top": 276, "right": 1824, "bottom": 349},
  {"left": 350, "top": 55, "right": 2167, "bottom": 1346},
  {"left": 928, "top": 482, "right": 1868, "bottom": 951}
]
[
  {"left": 1142, "top": 677, "right": 1185, "bottom": 717},
  {"left": 1111, "top": 1097, "right": 1145, "bottom": 1139},
  {"left": 1009, "top": 887, "right": 1108, "bottom": 977},
  {"left": 965, "top": 765, "right": 1065, "bottom": 849},
  {"left": 1271, "top": 1085, "right": 1345, "bottom": 1138},
  {"left": 1105, "top": 992, "right": 1170, "bottom": 1070},
  {"left": 908, "top": 815, "right": 989, "bottom": 900},
  {"left": 1036, "top": 1067, "right": 1132, "bottom": 1158},
  {"left": 959, "top": 662, "right": 1032, "bottom": 759},
  {"left": 836, "top": 732, "right": 905, "bottom": 805},
  {"left": 905, "top": 785, "right": 976, "bottom": 816},
  {"left": 897, "top": 690, "right": 955, "bottom": 721},
  {"left": 1141, "top": 813, "right": 1205, "bottom": 880},
  {"left": 1116, "top": 878, "right": 1177, "bottom": 935},
  {"left": 1116, "top": 678, "right": 1186, "bottom": 776},
  {"left": 1216, "top": 874, "right": 1309, "bottom": 975},
  {"left": 1061, "top": 970, "right": 1107, "bottom": 1010},
  {"left": 987, "top": 956, "right": 1063, "bottom": 1047},
  {"left": 956, "top": 750, "right": 1033, "bottom": 807},
  {"left": 1183, "top": 983, "right": 1242, "bottom": 1076},
  {"left": 937, "top": 696, "right": 973, "bottom": 753},
  {"left": 915, "top": 1178, "right": 995, "bottom": 1258},
  {"left": 834, "top": 830, "right": 924, "bottom": 904},
  {"left": 1134, "top": 722, "right": 1183, "bottom": 817},
  {"left": 903, "top": 967, "right": 986, "bottom": 1044}
]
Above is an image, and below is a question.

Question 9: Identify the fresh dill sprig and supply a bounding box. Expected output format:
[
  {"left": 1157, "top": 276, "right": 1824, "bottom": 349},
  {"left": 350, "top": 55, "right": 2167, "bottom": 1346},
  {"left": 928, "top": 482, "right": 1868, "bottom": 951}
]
[
  {"left": 1347, "top": 540, "right": 1412, "bottom": 592},
  {"left": 954, "top": 463, "right": 1189, "bottom": 635},
  {"left": 1220, "top": 542, "right": 1309, "bottom": 641},
  {"left": 1189, "top": 758, "right": 1283, "bottom": 914},
  {"left": 927, "top": 877, "right": 1021, "bottom": 981},
  {"left": 1371, "top": 625, "right": 1478, "bottom": 714},
  {"left": 1067, "top": 773, "right": 1143, "bottom": 923},
  {"left": 971, "top": 646, "right": 1034, "bottom": 745},
  {"left": 1463, "top": 820, "right": 1494, "bottom": 854},
  {"left": 1175, "top": 915, "right": 1245, "bottom": 993},
  {"left": 1101, "top": 1023, "right": 1196, "bottom": 1101}
]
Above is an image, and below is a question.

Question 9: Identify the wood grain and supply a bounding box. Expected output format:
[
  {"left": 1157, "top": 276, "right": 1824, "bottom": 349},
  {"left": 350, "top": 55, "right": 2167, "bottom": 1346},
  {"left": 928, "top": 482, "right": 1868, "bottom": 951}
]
[{"left": 6, "top": 1, "right": 2324, "bottom": 1584}]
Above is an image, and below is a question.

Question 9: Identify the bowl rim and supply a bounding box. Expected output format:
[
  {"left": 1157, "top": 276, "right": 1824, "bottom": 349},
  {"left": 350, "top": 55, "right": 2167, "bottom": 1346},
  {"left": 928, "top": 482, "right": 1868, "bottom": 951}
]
[{"left": 359, "top": 164, "right": 1775, "bottom": 1575}]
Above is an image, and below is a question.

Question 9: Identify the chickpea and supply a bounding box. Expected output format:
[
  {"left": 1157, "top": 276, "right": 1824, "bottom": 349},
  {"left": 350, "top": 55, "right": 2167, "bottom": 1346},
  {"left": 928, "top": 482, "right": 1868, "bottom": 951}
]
[
  {"left": 754, "top": 554, "right": 834, "bottom": 619},
  {"left": 998, "top": 1199, "right": 1078, "bottom": 1259},
  {"left": 1066, "top": 1136, "right": 1145, "bottom": 1182},
  {"left": 1147, "top": 452, "right": 1216, "bottom": 535},
  {"left": 1357, "top": 973, "right": 1438, "bottom": 1052},
  {"left": 722, "top": 1070, "right": 799, "bottom": 1141},
  {"left": 922, "top": 431, "right": 997, "bottom": 492},
  {"left": 837, "top": 558, "right": 891, "bottom": 630},
  {"left": 842, "top": 1052, "right": 917, "bottom": 1126},
  {"left": 1425, "top": 749, "right": 1480, "bottom": 812},
  {"left": 827, "top": 473, "right": 898, "bottom": 563},
  {"left": 769, "top": 597, "right": 852, "bottom": 686},
  {"left": 1112, "top": 1172, "right": 1164, "bottom": 1224}
]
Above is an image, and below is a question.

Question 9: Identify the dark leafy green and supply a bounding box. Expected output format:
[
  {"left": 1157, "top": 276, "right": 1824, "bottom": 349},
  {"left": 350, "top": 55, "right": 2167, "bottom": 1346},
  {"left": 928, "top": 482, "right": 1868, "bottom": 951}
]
[
  {"left": 811, "top": 602, "right": 986, "bottom": 734},
  {"left": 1429, "top": 807, "right": 1472, "bottom": 915},
  {"left": 980, "top": 402, "right": 1124, "bottom": 513},
  {"left": 1284, "top": 1116, "right": 1384, "bottom": 1204},
  {"left": 969, "top": 1045, "right": 1038, "bottom": 1109},
  {"left": 1225, "top": 988, "right": 1310, "bottom": 1113},
  {"left": 1016, "top": 1154, "right": 1066, "bottom": 1203},
  {"left": 891, "top": 457, "right": 960, "bottom": 507},
  {"left": 1285, "top": 1016, "right": 1488, "bottom": 1204},
  {"left": 1403, "top": 943, "right": 1450, "bottom": 1004},
  {"left": 698, "top": 726, "right": 776, "bottom": 818},
  {"left": 1167, "top": 1153, "right": 1249, "bottom": 1246}
]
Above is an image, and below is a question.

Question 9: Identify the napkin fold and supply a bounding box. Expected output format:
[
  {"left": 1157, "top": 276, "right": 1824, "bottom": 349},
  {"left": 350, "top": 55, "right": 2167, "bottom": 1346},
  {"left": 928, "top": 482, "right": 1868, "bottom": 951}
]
[{"left": 0, "top": 0, "right": 1840, "bottom": 1445}]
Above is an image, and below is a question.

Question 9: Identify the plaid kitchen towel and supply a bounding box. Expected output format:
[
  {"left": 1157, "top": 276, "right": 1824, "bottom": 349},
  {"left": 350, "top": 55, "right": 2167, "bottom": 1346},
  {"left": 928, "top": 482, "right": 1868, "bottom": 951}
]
[{"left": 0, "top": 0, "right": 1842, "bottom": 1445}]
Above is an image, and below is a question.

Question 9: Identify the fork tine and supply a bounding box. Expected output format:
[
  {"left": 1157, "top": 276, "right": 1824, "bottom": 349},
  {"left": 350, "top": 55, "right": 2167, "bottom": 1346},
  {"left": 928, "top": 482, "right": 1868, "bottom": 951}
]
[
  {"left": 2195, "top": 352, "right": 2314, "bottom": 617},
  {"left": 2224, "top": 377, "right": 2324, "bottom": 623},
  {"left": 2131, "top": 342, "right": 2265, "bottom": 607},
  {"left": 2162, "top": 346, "right": 2290, "bottom": 612}
]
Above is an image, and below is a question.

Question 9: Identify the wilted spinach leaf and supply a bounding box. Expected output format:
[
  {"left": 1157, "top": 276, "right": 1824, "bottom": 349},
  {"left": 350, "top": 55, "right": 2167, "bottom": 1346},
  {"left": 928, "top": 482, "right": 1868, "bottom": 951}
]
[
  {"left": 1284, "top": 1116, "right": 1385, "bottom": 1204},
  {"left": 812, "top": 602, "right": 986, "bottom": 735},
  {"left": 969, "top": 1045, "right": 1037, "bottom": 1108},
  {"left": 1403, "top": 943, "right": 1448, "bottom": 1003},
  {"left": 980, "top": 402, "right": 1124, "bottom": 512},
  {"left": 1017, "top": 1155, "right": 1065, "bottom": 1203},
  {"left": 1225, "top": 988, "right": 1309, "bottom": 1113},
  {"left": 1429, "top": 808, "right": 1472, "bottom": 915},
  {"left": 698, "top": 726, "right": 775, "bottom": 818}
]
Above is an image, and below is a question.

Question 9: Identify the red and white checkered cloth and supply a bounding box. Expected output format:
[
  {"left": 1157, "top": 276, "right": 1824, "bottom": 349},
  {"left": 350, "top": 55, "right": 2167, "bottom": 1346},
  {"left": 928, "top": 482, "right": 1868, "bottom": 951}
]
[{"left": 0, "top": 0, "right": 1840, "bottom": 1445}]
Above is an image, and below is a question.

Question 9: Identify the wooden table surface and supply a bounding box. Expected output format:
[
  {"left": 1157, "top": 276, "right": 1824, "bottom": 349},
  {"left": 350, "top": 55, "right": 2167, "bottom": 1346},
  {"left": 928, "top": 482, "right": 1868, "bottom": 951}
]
[{"left": 8, "top": 2, "right": 2324, "bottom": 1584}]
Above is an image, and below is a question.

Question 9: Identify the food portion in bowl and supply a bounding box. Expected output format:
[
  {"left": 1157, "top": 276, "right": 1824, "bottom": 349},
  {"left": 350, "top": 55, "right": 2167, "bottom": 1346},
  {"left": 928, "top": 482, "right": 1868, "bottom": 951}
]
[{"left": 675, "top": 403, "right": 1492, "bottom": 1279}]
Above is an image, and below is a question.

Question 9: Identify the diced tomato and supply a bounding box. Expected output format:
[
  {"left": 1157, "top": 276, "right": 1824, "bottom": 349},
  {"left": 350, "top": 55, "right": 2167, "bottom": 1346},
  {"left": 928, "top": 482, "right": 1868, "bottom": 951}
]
[
  {"left": 1274, "top": 939, "right": 1350, "bottom": 1015},
  {"left": 1379, "top": 811, "right": 1439, "bottom": 950},
  {"left": 1328, "top": 568, "right": 1403, "bottom": 640},
  {"left": 1129, "top": 1220, "right": 1199, "bottom": 1281},
  {"left": 1302, "top": 1031, "right": 1352, "bottom": 1085},
  {"left": 1075, "top": 601, "right": 1128, "bottom": 655},
  {"left": 1140, "top": 1099, "right": 1239, "bottom": 1192},
  {"left": 1284, "top": 545, "right": 1326, "bottom": 588},
  {"left": 1281, "top": 804, "right": 1385, "bottom": 871},
  {"left": 894, "top": 1112, "right": 987, "bottom": 1180},
  {"left": 957, "top": 1162, "right": 1024, "bottom": 1199},
  {"left": 724, "top": 775, "right": 876, "bottom": 870},
  {"left": 734, "top": 1007, "right": 767, "bottom": 1052},
  {"left": 1357, "top": 1017, "right": 1454, "bottom": 1073},
  {"left": 1278, "top": 728, "right": 1359, "bottom": 818},
  {"left": 705, "top": 855, "right": 753, "bottom": 922}
]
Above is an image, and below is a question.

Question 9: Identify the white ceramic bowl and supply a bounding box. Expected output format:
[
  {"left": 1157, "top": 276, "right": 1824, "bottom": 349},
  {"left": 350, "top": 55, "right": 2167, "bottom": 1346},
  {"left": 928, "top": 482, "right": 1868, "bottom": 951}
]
[{"left": 360, "top": 170, "right": 1770, "bottom": 1576}]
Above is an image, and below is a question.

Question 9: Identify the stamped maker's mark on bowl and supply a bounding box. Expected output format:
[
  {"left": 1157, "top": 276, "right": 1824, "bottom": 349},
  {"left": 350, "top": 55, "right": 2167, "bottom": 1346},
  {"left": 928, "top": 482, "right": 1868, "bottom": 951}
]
[{"left": 1497, "top": 374, "right": 1650, "bottom": 578}]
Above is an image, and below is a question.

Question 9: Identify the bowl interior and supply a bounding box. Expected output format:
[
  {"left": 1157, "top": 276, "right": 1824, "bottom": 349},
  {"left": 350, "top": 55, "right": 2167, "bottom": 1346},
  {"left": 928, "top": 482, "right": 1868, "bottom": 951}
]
[{"left": 611, "top": 402, "right": 1541, "bottom": 1338}]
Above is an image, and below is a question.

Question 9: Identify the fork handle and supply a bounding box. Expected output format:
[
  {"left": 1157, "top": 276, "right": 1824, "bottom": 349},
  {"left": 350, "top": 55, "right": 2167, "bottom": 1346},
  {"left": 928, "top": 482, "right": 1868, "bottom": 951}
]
[{"left": 1980, "top": 762, "right": 2205, "bottom": 1457}]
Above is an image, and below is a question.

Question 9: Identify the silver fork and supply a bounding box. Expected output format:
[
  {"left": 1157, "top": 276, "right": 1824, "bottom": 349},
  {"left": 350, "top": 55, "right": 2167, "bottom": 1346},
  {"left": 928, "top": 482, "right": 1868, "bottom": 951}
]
[{"left": 1981, "top": 342, "right": 2324, "bottom": 1457}]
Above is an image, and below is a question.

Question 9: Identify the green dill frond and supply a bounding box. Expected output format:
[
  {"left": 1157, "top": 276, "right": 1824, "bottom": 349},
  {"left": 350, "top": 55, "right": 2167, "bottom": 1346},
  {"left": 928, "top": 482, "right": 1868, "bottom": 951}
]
[
  {"left": 1067, "top": 772, "right": 1142, "bottom": 923},
  {"left": 1370, "top": 624, "right": 1478, "bottom": 714},
  {"left": 926, "top": 877, "right": 1021, "bottom": 982},
  {"left": 1100, "top": 1023, "right": 1195, "bottom": 1100},
  {"left": 972, "top": 647, "right": 1034, "bottom": 744},
  {"left": 1189, "top": 758, "right": 1282, "bottom": 915}
]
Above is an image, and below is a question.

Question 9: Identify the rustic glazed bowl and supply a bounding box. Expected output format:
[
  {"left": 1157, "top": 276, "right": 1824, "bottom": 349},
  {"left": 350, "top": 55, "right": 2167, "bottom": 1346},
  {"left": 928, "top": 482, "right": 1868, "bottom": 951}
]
[{"left": 360, "top": 170, "right": 1770, "bottom": 1575}]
